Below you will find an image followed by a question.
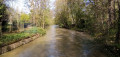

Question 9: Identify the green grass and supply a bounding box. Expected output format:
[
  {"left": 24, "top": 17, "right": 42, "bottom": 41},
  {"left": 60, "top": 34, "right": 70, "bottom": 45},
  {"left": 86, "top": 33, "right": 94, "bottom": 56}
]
[
  {"left": 24, "top": 27, "right": 46, "bottom": 35},
  {"left": 0, "top": 27, "right": 46, "bottom": 47}
]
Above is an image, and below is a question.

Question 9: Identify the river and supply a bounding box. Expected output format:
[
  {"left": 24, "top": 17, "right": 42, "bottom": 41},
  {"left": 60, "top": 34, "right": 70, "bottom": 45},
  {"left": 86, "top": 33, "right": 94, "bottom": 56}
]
[{"left": 0, "top": 25, "right": 106, "bottom": 57}]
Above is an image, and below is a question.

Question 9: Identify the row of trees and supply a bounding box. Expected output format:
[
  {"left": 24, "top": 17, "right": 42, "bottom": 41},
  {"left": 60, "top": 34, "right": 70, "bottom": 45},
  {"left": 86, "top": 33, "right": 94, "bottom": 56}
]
[
  {"left": 30, "top": 0, "right": 52, "bottom": 28},
  {"left": 55, "top": 0, "right": 86, "bottom": 28},
  {"left": 55, "top": 0, "right": 120, "bottom": 55},
  {"left": 55, "top": 0, "right": 120, "bottom": 44},
  {"left": 0, "top": 0, "right": 51, "bottom": 37}
]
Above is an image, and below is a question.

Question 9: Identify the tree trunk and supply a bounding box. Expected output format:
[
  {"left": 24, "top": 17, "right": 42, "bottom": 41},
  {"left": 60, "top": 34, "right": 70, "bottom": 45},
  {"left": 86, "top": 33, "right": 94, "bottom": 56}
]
[
  {"left": 108, "top": 0, "right": 115, "bottom": 24},
  {"left": 115, "top": 0, "right": 120, "bottom": 44},
  {"left": 0, "top": 22, "right": 2, "bottom": 38},
  {"left": 43, "top": 15, "right": 45, "bottom": 28}
]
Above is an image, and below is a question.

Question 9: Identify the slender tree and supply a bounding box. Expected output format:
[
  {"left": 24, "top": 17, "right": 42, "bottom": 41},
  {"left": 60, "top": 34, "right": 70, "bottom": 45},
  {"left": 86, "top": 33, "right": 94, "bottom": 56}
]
[{"left": 116, "top": 0, "right": 120, "bottom": 44}]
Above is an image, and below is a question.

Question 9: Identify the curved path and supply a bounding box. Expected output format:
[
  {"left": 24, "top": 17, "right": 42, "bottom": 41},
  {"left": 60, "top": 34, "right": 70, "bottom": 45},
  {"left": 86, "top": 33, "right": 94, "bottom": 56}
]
[{"left": 0, "top": 25, "right": 106, "bottom": 57}]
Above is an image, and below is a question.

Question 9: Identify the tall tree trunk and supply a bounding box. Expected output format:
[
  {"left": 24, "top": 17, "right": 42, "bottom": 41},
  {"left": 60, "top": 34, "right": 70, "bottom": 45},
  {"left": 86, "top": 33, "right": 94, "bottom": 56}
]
[
  {"left": 115, "top": 0, "right": 120, "bottom": 44},
  {"left": 0, "top": 22, "right": 2, "bottom": 38},
  {"left": 43, "top": 15, "right": 45, "bottom": 28},
  {"left": 108, "top": 0, "right": 115, "bottom": 25},
  {"left": 107, "top": 0, "right": 115, "bottom": 43},
  {"left": 17, "top": 15, "right": 19, "bottom": 32}
]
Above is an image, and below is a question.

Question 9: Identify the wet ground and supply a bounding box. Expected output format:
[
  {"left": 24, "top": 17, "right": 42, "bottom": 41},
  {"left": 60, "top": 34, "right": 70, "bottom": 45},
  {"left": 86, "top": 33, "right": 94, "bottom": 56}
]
[{"left": 0, "top": 25, "right": 106, "bottom": 57}]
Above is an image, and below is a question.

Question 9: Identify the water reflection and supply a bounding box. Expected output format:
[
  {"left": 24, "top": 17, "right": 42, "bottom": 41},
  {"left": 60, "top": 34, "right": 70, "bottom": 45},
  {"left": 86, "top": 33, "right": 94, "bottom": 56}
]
[{"left": 0, "top": 25, "right": 106, "bottom": 57}]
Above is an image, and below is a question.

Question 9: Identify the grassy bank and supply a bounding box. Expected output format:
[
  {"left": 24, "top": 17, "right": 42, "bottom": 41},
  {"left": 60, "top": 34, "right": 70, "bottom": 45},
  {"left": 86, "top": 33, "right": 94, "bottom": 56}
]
[{"left": 0, "top": 27, "right": 46, "bottom": 47}]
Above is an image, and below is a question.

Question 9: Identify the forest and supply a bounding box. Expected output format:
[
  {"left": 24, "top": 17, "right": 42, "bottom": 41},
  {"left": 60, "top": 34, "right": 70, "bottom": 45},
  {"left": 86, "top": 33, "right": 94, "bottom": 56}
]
[{"left": 0, "top": 0, "right": 120, "bottom": 57}]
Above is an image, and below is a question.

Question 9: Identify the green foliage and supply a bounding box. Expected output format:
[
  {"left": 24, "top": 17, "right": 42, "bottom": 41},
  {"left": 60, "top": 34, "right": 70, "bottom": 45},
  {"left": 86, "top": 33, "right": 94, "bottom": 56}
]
[
  {"left": 55, "top": 9, "right": 70, "bottom": 28},
  {"left": 0, "top": 27, "right": 46, "bottom": 47},
  {"left": 55, "top": 0, "right": 86, "bottom": 28},
  {"left": 24, "top": 27, "right": 46, "bottom": 35},
  {"left": 20, "top": 13, "right": 30, "bottom": 22},
  {"left": 30, "top": 0, "right": 51, "bottom": 27},
  {"left": 0, "top": 33, "right": 31, "bottom": 46},
  {"left": 55, "top": 0, "right": 120, "bottom": 56},
  {"left": 0, "top": 1, "right": 7, "bottom": 21}
]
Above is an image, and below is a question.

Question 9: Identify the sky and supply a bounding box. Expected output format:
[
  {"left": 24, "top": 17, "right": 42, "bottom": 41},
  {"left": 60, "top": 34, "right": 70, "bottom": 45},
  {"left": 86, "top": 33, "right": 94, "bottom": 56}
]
[
  {"left": 5, "top": 0, "right": 56, "bottom": 14},
  {"left": 5, "top": 0, "right": 30, "bottom": 14},
  {"left": 50, "top": 0, "right": 55, "bottom": 10}
]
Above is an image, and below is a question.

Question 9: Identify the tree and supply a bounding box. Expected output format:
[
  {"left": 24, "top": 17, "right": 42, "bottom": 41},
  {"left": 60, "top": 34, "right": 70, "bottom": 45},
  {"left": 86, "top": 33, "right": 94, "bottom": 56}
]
[
  {"left": 116, "top": 0, "right": 120, "bottom": 44},
  {"left": 0, "top": 0, "right": 8, "bottom": 37},
  {"left": 20, "top": 13, "right": 30, "bottom": 22},
  {"left": 30, "top": 0, "right": 51, "bottom": 28}
]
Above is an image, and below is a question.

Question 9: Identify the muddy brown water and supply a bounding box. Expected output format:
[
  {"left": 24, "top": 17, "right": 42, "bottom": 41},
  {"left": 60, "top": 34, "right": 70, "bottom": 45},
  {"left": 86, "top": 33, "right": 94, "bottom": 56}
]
[{"left": 0, "top": 25, "right": 106, "bottom": 57}]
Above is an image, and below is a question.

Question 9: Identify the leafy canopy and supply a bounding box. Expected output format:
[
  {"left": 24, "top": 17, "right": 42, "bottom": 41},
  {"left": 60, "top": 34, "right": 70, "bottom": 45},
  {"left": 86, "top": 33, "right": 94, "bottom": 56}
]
[{"left": 20, "top": 13, "right": 30, "bottom": 22}]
